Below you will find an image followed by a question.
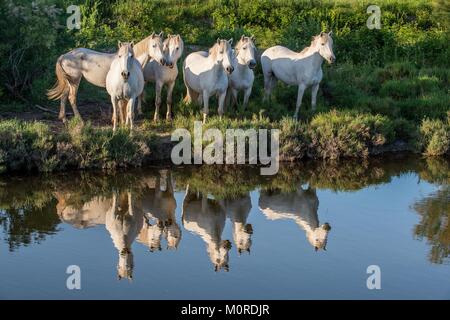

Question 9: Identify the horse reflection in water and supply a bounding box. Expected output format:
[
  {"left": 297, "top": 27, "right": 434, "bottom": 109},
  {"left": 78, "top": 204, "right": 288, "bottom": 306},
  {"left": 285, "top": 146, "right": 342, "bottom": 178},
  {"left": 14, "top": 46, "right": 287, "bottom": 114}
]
[
  {"left": 182, "top": 185, "right": 232, "bottom": 272},
  {"left": 259, "top": 186, "right": 331, "bottom": 251},
  {"left": 105, "top": 191, "right": 144, "bottom": 280},
  {"left": 220, "top": 194, "right": 253, "bottom": 254},
  {"left": 137, "top": 170, "right": 181, "bottom": 251},
  {"left": 55, "top": 192, "right": 111, "bottom": 229}
]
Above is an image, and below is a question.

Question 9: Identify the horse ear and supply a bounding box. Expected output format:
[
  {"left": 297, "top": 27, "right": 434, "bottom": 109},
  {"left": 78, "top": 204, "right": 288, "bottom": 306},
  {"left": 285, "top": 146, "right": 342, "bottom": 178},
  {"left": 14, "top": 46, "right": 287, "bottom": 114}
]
[
  {"left": 130, "top": 41, "right": 134, "bottom": 48},
  {"left": 320, "top": 31, "right": 325, "bottom": 37},
  {"left": 176, "top": 34, "right": 181, "bottom": 40},
  {"left": 228, "top": 38, "right": 233, "bottom": 45},
  {"left": 118, "top": 41, "right": 122, "bottom": 48},
  {"left": 251, "top": 35, "right": 256, "bottom": 42},
  {"left": 240, "top": 34, "right": 244, "bottom": 41},
  {"left": 328, "top": 31, "right": 333, "bottom": 37},
  {"left": 217, "top": 38, "right": 220, "bottom": 44},
  {"left": 150, "top": 32, "right": 155, "bottom": 38},
  {"left": 159, "top": 31, "right": 164, "bottom": 38}
]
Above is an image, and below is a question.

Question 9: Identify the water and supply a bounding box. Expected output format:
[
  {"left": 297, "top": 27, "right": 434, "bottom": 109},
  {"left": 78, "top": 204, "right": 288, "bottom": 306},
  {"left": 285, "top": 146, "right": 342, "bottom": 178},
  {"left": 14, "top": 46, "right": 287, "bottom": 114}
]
[{"left": 0, "top": 155, "right": 449, "bottom": 299}]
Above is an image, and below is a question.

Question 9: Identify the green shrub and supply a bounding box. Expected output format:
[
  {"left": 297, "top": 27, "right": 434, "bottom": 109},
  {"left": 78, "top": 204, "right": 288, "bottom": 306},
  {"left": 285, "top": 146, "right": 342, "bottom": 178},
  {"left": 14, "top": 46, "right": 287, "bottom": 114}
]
[
  {"left": 0, "top": 120, "right": 58, "bottom": 172},
  {"left": 0, "top": 118, "right": 153, "bottom": 173},
  {"left": 419, "top": 118, "right": 450, "bottom": 156},
  {"left": 308, "top": 110, "right": 395, "bottom": 159}
]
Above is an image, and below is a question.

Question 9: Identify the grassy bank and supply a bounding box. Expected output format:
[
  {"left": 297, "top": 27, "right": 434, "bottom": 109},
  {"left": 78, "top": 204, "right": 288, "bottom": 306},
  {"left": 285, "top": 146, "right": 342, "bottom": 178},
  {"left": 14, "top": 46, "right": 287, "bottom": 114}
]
[
  {"left": 0, "top": 118, "right": 154, "bottom": 173},
  {"left": 1, "top": 110, "right": 448, "bottom": 173}
]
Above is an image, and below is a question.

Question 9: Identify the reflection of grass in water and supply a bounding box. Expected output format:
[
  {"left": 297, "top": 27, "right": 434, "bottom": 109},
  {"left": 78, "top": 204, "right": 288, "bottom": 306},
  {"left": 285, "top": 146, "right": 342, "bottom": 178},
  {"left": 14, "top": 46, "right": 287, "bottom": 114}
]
[
  {"left": 413, "top": 186, "right": 450, "bottom": 264},
  {"left": 1, "top": 155, "right": 449, "bottom": 254},
  {"left": 173, "top": 165, "right": 262, "bottom": 199}
]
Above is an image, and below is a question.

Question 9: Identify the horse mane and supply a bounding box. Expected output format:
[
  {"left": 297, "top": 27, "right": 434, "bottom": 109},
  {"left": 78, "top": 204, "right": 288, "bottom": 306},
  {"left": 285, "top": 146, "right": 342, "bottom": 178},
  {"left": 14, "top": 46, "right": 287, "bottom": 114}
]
[
  {"left": 133, "top": 35, "right": 151, "bottom": 58},
  {"left": 209, "top": 42, "right": 220, "bottom": 60},
  {"left": 235, "top": 37, "right": 256, "bottom": 53},
  {"left": 298, "top": 37, "right": 318, "bottom": 55}
]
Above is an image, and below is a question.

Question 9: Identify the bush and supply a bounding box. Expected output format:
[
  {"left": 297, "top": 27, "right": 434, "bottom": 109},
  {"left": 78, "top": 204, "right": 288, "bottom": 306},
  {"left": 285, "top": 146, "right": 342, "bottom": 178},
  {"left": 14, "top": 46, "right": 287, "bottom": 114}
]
[
  {"left": 0, "top": 120, "right": 58, "bottom": 172},
  {"left": 308, "top": 110, "right": 394, "bottom": 159},
  {"left": 0, "top": 118, "right": 153, "bottom": 173},
  {"left": 419, "top": 118, "right": 450, "bottom": 156}
]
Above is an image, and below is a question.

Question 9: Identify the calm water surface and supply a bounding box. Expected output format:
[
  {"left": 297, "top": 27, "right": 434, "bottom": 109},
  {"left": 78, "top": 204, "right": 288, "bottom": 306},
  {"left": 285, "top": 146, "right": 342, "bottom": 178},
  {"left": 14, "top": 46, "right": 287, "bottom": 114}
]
[{"left": 0, "top": 155, "right": 449, "bottom": 299}]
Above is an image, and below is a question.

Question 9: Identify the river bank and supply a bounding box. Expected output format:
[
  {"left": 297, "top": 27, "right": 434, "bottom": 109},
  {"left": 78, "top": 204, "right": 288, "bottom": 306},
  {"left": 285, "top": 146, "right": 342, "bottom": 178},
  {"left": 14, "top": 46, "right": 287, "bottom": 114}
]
[{"left": 0, "top": 109, "right": 448, "bottom": 174}]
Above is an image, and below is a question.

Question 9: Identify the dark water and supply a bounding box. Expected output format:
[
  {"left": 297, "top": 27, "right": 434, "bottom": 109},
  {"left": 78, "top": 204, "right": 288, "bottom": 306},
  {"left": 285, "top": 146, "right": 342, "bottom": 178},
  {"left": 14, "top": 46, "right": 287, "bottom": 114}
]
[{"left": 0, "top": 155, "right": 449, "bottom": 299}]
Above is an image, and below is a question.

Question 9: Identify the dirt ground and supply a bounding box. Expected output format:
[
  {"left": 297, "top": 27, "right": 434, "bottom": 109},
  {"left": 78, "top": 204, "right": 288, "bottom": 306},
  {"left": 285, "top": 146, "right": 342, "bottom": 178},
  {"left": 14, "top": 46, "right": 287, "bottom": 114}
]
[{"left": 0, "top": 101, "right": 158, "bottom": 133}]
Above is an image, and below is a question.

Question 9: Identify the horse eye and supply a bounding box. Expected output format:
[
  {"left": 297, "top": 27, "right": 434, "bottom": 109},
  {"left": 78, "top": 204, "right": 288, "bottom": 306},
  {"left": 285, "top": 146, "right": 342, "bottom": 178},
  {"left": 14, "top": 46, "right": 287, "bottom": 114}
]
[
  {"left": 220, "top": 51, "right": 224, "bottom": 54},
  {"left": 321, "top": 43, "right": 325, "bottom": 46},
  {"left": 176, "top": 47, "right": 179, "bottom": 50},
  {"left": 153, "top": 44, "right": 157, "bottom": 48},
  {"left": 243, "top": 46, "right": 247, "bottom": 50}
]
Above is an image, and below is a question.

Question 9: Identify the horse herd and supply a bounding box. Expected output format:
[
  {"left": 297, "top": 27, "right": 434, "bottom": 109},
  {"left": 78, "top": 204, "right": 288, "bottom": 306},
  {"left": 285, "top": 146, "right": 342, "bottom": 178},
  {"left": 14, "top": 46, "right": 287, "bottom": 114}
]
[
  {"left": 48, "top": 31, "right": 336, "bottom": 131},
  {"left": 55, "top": 170, "right": 331, "bottom": 278}
]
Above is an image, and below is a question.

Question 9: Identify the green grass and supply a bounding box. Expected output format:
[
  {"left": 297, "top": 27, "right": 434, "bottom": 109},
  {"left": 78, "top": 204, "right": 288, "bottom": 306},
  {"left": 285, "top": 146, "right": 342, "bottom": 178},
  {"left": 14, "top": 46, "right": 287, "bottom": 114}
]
[{"left": 0, "top": 118, "right": 155, "bottom": 173}]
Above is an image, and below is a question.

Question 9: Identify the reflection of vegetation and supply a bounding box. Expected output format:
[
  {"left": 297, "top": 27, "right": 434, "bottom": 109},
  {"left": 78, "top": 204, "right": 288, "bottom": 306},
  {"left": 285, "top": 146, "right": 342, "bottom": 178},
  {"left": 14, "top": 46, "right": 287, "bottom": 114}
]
[
  {"left": 413, "top": 186, "right": 450, "bottom": 264},
  {"left": 0, "top": 155, "right": 449, "bottom": 256}
]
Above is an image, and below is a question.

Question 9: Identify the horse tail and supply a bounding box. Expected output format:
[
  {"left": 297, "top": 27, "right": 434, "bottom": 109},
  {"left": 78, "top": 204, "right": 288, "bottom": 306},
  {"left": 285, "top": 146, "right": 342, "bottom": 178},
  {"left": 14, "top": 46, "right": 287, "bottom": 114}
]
[{"left": 47, "top": 56, "right": 72, "bottom": 100}]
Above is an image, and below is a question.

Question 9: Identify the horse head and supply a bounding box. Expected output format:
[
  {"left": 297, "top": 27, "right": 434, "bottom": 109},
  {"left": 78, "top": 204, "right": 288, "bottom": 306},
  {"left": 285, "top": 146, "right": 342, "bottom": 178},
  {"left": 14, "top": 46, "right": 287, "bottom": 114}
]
[
  {"left": 308, "top": 222, "right": 331, "bottom": 251},
  {"left": 163, "top": 34, "right": 184, "bottom": 69},
  {"left": 210, "top": 38, "right": 234, "bottom": 74},
  {"left": 148, "top": 32, "right": 166, "bottom": 66},
  {"left": 117, "top": 41, "right": 135, "bottom": 81},
  {"left": 209, "top": 239, "right": 232, "bottom": 272},
  {"left": 235, "top": 35, "right": 257, "bottom": 69},
  {"left": 314, "top": 31, "right": 335, "bottom": 64}
]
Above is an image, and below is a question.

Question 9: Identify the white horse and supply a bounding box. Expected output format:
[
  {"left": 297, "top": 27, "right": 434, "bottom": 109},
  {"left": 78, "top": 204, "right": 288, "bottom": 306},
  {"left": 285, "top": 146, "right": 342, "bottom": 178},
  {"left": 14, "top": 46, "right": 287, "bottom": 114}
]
[
  {"left": 228, "top": 35, "right": 257, "bottom": 109},
  {"left": 220, "top": 194, "right": 253, "bottom": 254},
  {"left": 106, "top": 42, "right": 144, "bottom": 132},
  {"left": 183, "top": 39, "right": 234, "bottom": 123},
  {"left": 182, "top": 186, "right": 232, "bottom": 272},
  {"left": 47, "top": 32, "right": 165, "bottom": 123},
  {"left": 258, "top": 186, "right": 331, "bottom": 251},
  {"left": 140, "top": 34, "right": 184, "bottom": 121},
  {"left": 137, "top": 170, "right": 181, "bottom": 251},
  {"left": 261, "top": 31, "right": 335, "bottom": 118},
  {"left": 105, "top": 191, "right": 144, "bottom": 280}
]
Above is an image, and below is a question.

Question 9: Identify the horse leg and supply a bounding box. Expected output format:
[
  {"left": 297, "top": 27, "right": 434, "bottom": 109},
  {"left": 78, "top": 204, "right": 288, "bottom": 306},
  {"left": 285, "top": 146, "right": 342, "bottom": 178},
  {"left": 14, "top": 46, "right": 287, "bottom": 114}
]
[
  {"left": 154, "top": 81, "right": 163, "bottom": 122},
  {"left": 230, "top": 88, "right": 238, "bottom": 109},
  {"left": 294, "top": 84, "right": 306, "bottom": 119},
  {"left": 59, "top": 91, "right": 68, "bottom": 123},
  {"left": 311, "top": 83, "right": 320, "bottom": 111},
  {"left": 111, "top": 97, "right": 118, "bottom": 132},
  {"left": 243, "top": 86, "right": 252, "bottom": 108},
  {"left": 218, "top": 91, "right": 226, "bottom": 119},
  {"left": 128, "top": 98, "right": 136, "bottom": 132},
  {"left": 184, "top": 84, "right": 197, "bottom": 104},
  {"left": 68, "top": 81, "right": 82, "bottom": 122},
  {"left": 138, "top": 91, "right": 144, "bottom": 115},
  {"left": 202, "top": 90, "right": 209, "bottom": 124},
  {"left": 166, "top": 81, "right": 175, "bottom": 120},
  {"left": 263, "top": 73, "right": 276, "bottom": 102}
]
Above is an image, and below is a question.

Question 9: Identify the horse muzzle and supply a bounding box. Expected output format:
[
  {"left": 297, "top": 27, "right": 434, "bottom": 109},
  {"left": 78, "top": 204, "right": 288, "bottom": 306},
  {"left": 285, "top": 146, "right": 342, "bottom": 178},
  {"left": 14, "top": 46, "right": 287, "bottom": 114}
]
[
  {"left": 159, "top": 58, "right": 167, "bottom": 66},
  {"left": 248, "top": 60, "right": 257, "bottom": 69},
  {"left": 121, "top": 71, "right": 130, "bottom": 81},
  {"left": 226, "top": 66, "right": 234, "bottom": 74}
]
